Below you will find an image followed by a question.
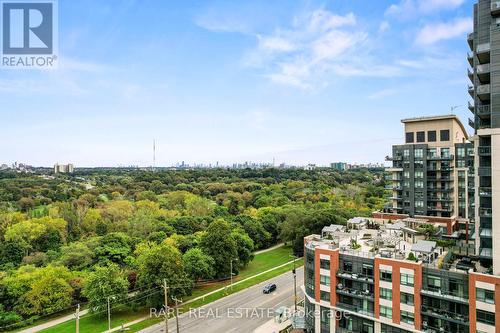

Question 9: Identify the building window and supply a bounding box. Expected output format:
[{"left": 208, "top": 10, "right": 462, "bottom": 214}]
[
  {"left": 362, "top": 263, "right": 373, "bottom": 277},
  {"left": 428, "top": 130, "right": 436, "bottom": 142},
  {"left": 401, "top": 292, "right": 414, "bottom": 305},
  {"left": 343, "top": 261, "right": 353, "bottom": 272},
  {"left": 403, "top": 149, "right": 410, "bottom": 157},
  {"left": 320, "top": 290, "right": 330, "bottom": 302},
  {"left": 401, "top": 311, "right": 414, "bottom": 325},
  {"left": 400, "top": 273, "right": 414, "bottom": 286},
  {"left": 415, "top": 171, "right": 423, "bottom": 178},
  {"left": 416, "top": 131, "right": 425, "bottom": 142},
  {"left": 456, "top": 147, "right": 465, "bottom": 157},
  {"left": 467, "top": 147, "right": 474, "bottom": 156},
  {"left": 477, "top": 288, "right": 495, "bottom": 304},
  {"left": 415, "top": 181, "right": 424, "bottom": 189},
  {"left": 320, "top": 259, "right": 330, "bottom": 270},
  {"left": 406, "top": 132, "right": 414, "bottom": 143},
  {"left": 477, "top": 309, "right": 495, "bottom": 326},
  {"left": 441, "top": 148, "right": 450, "bottom": 158},
  {"left": 320, "top": 275, "right": 330, "bottom": 286},
  {"left": 415, "top": 200, "right": 424, "bottom": 208},
  {"left": 427, "top": 275, "right": 441, "bottom": 291},
  {"left": 380, "top": 305, "right": 392, "bottom": 319},
  {"left": 414, "top": 148, "right": 423, "bottom": 158},
  {"left": 380, "top": 288, "right": 392, "bottom": 300},
  {"left": 457, "top": 159, "right": 465, "bottom": 167},
  {"left": 404, "top": 171, "right": 410, "bottom": 178},
  {"left": 380, "top": 270, "right": 392, "bottom": 282},
  {"left": 440, "top": 129, "right": 450, "bottom": 141}
]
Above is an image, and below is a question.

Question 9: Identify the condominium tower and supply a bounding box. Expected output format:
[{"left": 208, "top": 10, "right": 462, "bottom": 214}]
[{"left": 468, "top": 0, "right": 500, "bottom": 275}]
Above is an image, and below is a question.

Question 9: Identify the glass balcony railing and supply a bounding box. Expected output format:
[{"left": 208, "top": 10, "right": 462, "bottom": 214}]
[
  {"left": 477, "top": 104, "right": 490, "bottom": 117},
  {"left": 420, "top": 289, "right": 469, "bottom": 303},
  {"left": 477, "top": 43, "right": 491, "bottom": 53},
  {"left": 421, "top": 305, "right": 469, "bottom": 324},
  {"left": 477, "top": 63, "right": 490, "bottom": 74}
]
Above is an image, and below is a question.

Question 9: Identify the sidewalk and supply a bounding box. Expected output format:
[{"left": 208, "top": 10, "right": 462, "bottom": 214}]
[{"left": 16, "top": 309, "right": 89, "bottom": 333}]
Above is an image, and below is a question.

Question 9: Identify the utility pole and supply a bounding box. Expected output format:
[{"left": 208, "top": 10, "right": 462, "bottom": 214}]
[
  {"left": 75, "top": 304, "right": 80, "bottom": 333},
  {"left": 172, "top": 297, "right": 182, "bottom": 333},
  {"left": 230, "top": 259, "right": 233, "bottom": 290},
  {"left": 163, "top": 279, "right": 169, "bottom": 333},
  {"left": 229, "top": 258, "right": 238, "bottom": 290},
  {"left": 107, "top": 297, "right": 111, "bottom": 331}
]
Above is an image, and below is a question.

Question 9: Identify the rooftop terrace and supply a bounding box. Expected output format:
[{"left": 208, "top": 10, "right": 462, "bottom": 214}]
[{"left": 306, "top": 218, "right": 480, "bottom": 273}]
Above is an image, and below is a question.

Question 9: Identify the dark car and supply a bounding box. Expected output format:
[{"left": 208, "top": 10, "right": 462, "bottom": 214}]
[{"left": 263, "top": 283, "right": 277, "bottom": 294}]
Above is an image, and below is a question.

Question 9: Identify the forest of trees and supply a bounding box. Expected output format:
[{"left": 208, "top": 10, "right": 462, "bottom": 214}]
[{"left": 0, "top": 167, "right": 386, "bottom": 329}]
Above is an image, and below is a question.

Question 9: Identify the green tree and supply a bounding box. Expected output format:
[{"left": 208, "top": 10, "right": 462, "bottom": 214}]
[
  {"left": 94, "top": 232, "right": 132, "bottom": 266},
  {"left": 231, "top": 228, "right": 254, "bottom": 268},
  {"left": 135, "top": 241, "right": 192, "bottom": 299},
  {"left": 183, "top": 248, "right": 215, "bottom": 280},
  {"left": 59, "top": 241, "right": 94, "bottom": 270},
  {"left": 200, "top": 219, "right": 238, "bottom": 278},
  {"left": 82, "top": 264, "right": 129, "bottom": 312}
]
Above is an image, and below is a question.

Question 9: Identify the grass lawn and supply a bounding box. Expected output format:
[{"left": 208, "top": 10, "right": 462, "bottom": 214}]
[
  {"left": 33, "top": 245, "right": 301, "bottom": 333},
  {"left": 38, "top": 307, "right": 149, "bottom": 333}
]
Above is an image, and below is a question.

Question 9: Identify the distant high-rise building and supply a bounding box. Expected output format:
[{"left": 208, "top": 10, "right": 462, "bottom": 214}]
[
  {"left": 330, "top": 162, "right": 347, "bottom": 171},
  {"left": 54, "top": 163, "right": 74, "bottom": 174}
]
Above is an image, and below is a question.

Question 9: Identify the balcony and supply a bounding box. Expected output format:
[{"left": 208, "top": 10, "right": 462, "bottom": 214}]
[
  {"left": 467, "top": 52, "right": 473, "bottom": 66},
  {"left": 479, "top": 187, "right": 492, "bottom": 197},
  {"left": 427, "top": 206, "right": 453, "bottom": 213},
  {"left": 492, "top": 1, "right": 500, "bottom": 15},
  {"left": 467, "top": 32, "right": 473, "bottom": 49},
  {"left": 336, "top": 302, "right": 374, "bottom": 317},
  {"left": 477, "top": 63, "right": 490, "bottom": 83},
  {"left": 336, "top": 286, "right": 374, "bottom": 301},
  {"left": 420, "top": 289, "right": 468, "bottom": 304},
  {"left": 428, "top": 187, "right": 454, "bottom": 193},
  {"left": 468, "top": 101, "right": 474, "bottom": 112},
  {"left": 427, "top": 197, "right": 453, "bottom": 202},
  {"left": 476, "top": 43, "right": 490, "bottom": 64},
  {"left": 385, "top": 155, "right": 402, "bottom": 161},
  {"left": 427, "top": 176, "right": 452, "bottom": 182},
  {"left": 480, "top": 228, "right": 492, "bottom": 238},
  {"left": 336, "top": 271, "right": 374, "bottom": 284},
  {"left": 476, "top": 104, "right": 491, "bottom": 119},
  {"left": 421, "top": 305, "right": 469, "bottom": 325},
  {"left": 427, "top": 154, "right": 454, "bottom": 161},
  {"left": 478, "top": 146, "right": 491, "bottom": 156},
  {"left": 477, "top": 84, "right": 491, "bottom": 101},
  {"left": 469, "top": 117, "right": 475, "bottom": 128}
]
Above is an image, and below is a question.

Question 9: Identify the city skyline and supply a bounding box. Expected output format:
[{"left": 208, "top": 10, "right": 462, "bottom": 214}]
[{"left": 1, "top": 0, "right": 475, "bottom": 166}]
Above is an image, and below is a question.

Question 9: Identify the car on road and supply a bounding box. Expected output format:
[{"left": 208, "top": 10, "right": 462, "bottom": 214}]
[{"left": 263, "top": 283, "right": 277, "bottom": 294}]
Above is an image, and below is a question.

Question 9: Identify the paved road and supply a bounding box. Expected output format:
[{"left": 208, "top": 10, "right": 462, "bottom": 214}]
[{"left": 139, "top": 267, "right": 304, "bottom": 333}]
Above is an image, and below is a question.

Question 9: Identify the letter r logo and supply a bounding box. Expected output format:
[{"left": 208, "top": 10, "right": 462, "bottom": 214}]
[{"left": 2, "top": 1, "right": 53, "bottom": 54}]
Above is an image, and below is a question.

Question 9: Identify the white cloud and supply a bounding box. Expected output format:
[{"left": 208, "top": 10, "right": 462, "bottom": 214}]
[
  {"left": 258, "top": 36, "right": 296, "bottom": 52},
  {"left": 386, "top": 0, "right": 466, "bottom": 17},
  {"left": 379, "top": 21, "right": 390, "bottom": 33},
  {"left": 415, "top": 17, "right": 472, "bottom": 45},
  {"left": 419, "top": 0, "right": 466, "bottom": 13}
]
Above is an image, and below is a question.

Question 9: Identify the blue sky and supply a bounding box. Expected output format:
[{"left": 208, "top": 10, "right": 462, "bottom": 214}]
[{"left": 1, "top": 0, "right": 475, "bottom": 167}]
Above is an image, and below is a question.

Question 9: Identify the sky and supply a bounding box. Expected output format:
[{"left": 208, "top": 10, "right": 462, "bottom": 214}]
[{"left": 0, "top": 0, "right": 476, "bottom": 167}]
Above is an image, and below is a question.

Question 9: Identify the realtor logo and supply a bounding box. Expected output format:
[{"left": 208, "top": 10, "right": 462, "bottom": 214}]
[{"left": 1, "top": 0, "right": 58, "bottom": 68}]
